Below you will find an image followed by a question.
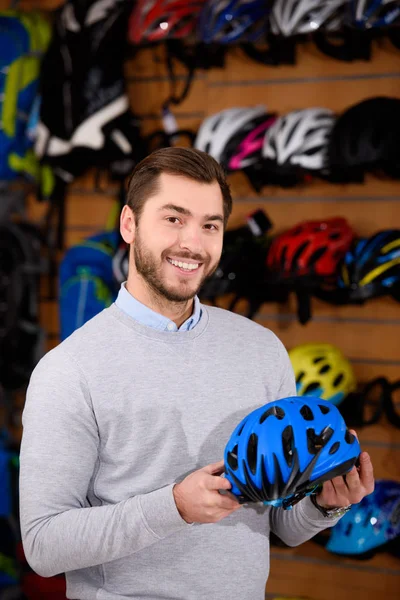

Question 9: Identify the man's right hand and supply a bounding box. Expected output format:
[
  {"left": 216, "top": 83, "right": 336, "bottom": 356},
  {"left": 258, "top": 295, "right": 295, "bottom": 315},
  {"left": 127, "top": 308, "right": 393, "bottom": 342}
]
[{"left": 173, "top": 460, "right": 242, "bottom": 524}]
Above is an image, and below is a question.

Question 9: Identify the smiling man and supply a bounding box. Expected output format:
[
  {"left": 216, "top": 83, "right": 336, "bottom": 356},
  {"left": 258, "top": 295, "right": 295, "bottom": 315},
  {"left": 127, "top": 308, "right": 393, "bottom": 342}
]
[{"left": 19, "top": 147, "right": 374, "bottom": 600}]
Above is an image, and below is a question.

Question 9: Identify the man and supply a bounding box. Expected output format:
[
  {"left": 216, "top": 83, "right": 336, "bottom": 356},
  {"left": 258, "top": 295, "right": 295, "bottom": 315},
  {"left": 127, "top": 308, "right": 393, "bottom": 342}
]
[{"left": 19, "top": 147, "right": 374, "bottom": 600}]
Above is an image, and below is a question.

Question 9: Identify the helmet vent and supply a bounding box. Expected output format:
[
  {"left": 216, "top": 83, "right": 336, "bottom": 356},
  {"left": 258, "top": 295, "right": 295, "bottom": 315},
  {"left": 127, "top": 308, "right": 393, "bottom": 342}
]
[
  {"left": 247, "top": 433, "right": 258, "bottom": 475},
  {"left": 227, "top": 444, "right": 238, "bottom": 470},
  {"left": 282, "top": 425, "right": 294, "bottom": 467},
  {"left": 345, "top": 429, "right": 355, "bottom": 444},
  {"left": 260, "top": 406, "right": 285, "bottom": 423},
  {"left": 334, "top": 373, "right": 344, "bottom": 387},
  {"left": 307, "top": 426, "right": 334, "bottom": 454},
  {"left": 285, "top": 119, "right": 302, "bottom": 146},
  {"left": 300, "top": 405, "right": 314, "bottom": 421},
  {"left": 303, "top": 381, "right": 320, "bottom": 395},
  {"left": 319, "top": 364, "right": 331, "bottom": 374},
  {"left": 363, "top": 510, "right": 374, "bottom": 528},
  {"left": 292, "top": 240, "right": 310, "bottom": 269},
  {"left": 329, "top": 231, "right": 342, "bottom": 240},
  {"left": 308, "top": 247, "right": 327, "bottom": 268},
  {"left": 329, "top": 441, "right": 340, "bottom": 455},
  {"left": 237, "top": 422, "right": 246, "bottom": 436},
  {"left": 345, "top": 523, "right": 353, "bottom": 536},
  {"left": 313, "top": 356, "right": 324, "bottom": 364},
  {"left": 319, "top": 404, "right": 330, "bottom": 415},
  {"left": 296, "top": 370, "right": 305, "bottom": 384}
]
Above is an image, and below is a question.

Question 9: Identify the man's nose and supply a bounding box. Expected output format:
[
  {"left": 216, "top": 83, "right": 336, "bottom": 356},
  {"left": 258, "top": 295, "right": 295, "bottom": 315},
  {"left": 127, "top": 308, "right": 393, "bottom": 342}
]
[{"left": 178, "top": 226, "right": 203, "bottom": 255}]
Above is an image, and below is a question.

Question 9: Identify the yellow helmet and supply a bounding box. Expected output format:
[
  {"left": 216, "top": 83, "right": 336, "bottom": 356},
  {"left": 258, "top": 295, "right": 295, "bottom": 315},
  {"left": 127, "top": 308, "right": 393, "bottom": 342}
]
[{"left": 288, "top": 343, "right": 357, "bottom": 406}]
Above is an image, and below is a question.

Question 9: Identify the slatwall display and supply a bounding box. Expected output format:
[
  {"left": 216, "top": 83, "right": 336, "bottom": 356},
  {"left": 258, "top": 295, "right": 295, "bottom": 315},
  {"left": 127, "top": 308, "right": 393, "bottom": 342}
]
[{"left": 5, "top": 1, "right": 400, "bottom": 599}]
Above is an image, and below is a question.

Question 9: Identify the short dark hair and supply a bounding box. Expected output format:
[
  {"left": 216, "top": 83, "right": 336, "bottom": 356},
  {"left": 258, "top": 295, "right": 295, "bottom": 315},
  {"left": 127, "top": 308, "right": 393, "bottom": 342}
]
[{"left": 126, "top": 147, "right": 232, "bottom": 229}]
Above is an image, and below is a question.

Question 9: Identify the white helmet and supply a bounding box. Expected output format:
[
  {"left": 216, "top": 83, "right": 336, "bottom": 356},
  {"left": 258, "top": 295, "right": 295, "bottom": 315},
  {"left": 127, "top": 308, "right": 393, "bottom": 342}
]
[
  {"left": 263, "top": 108, "right": 335, "bottom": 171},
  {"left": 194, "top": 105, "right": 267, "bottom": 165},
  {"left": 270, "top": 0, "right": 348, "bottom": 37}
]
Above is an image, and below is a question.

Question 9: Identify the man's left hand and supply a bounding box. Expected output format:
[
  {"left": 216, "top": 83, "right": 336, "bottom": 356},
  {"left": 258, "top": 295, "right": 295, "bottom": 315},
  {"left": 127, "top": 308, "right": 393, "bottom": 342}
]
[{"left": 315, "top": 429, "right": 375, "bottom": 509}]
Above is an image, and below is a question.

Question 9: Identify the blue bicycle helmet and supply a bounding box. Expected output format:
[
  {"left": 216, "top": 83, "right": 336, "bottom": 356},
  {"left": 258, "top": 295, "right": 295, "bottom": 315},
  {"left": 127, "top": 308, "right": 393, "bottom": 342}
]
[
  {"left": 350, "top": 0, "right": 400, "bottom": 30},
  {"left": 338, "top": 230, "right": 400, "bottom": 302},
  {"left": 325, "top": 479, "right": 400, "bottom": 558},
  {"left": 224, "top": 396, "right": 361, "bottom": 509},
  {"left": 198, "top": 0, "right": 269, "bottom": 44}
]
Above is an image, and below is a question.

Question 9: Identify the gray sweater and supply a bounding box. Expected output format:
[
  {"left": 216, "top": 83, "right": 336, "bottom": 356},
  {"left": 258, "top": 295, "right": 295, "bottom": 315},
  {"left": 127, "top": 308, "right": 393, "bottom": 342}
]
[{"left": 19, "top": 303, "right": 339, "bottom": 600}]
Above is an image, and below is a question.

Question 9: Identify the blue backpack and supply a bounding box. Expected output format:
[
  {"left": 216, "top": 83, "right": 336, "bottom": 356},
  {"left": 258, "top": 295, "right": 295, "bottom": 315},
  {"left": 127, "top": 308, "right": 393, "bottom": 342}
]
[
  {"left": 0, "top": 10, "right": 51, "bottom": 181},
  {"left": 59, "top": 230, "right": 124, "bottom": 341}
]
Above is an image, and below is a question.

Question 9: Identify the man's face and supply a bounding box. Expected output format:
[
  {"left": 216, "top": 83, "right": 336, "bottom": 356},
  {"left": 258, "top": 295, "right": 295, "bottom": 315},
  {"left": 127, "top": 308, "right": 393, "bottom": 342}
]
[{"left": 131, "top": 173, "right": 225, "bottom": 303}]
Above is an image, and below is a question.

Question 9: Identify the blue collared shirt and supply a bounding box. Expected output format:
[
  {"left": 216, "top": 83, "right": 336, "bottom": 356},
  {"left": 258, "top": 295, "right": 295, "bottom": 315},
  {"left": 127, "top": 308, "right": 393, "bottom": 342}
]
[{"left": 115, "top": 282, "right": 202, "bottom": 332}]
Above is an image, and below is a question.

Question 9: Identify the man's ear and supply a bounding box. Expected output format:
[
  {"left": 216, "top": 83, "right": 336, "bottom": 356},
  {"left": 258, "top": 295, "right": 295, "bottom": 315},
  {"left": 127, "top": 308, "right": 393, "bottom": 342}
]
[{"left": 120, "top": 205, "right": 136, "bottom": 244}]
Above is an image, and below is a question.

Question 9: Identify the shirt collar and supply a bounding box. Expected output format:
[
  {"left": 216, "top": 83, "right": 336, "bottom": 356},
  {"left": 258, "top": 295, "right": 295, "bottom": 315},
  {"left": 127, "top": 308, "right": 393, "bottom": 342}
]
[{"left": 115, "top": 282, "right": 202, "bottom": 332}]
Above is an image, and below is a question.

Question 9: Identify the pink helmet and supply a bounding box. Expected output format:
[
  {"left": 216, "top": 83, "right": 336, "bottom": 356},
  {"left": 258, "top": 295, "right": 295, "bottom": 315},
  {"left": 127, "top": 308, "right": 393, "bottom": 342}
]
[{"left": 228, "top": 115, "right": 276, "bottom": 171}]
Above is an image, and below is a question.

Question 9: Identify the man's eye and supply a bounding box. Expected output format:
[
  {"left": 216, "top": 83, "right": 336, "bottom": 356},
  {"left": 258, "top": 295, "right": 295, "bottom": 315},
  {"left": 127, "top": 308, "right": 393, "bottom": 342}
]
[
  {"left": 166, "top": 217, "right": 180, "bottom": 224},
  {"left": 205, "top": 224, "right": 218, "bottom": 231}
]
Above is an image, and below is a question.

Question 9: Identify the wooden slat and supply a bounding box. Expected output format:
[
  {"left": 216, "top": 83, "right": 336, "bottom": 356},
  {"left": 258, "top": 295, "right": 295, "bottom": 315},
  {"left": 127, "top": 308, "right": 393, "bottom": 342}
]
[
  {"left": 127, "top": 78, "right": 206, "bottom": 115},
  {"left": 207, "top": 76, "right": 400, "bottom": 115},
  {"left": 358, "top": 446, "right": 400, "bottom": 480},
  {"left": 40, "top": 301, "right": 59, "bottom": 334},
  {"left": 228, "top": 196, "right": 400, "bottom": 232},
  {"left": 351, "top": 362, "right": 400, "bottom": 384},
  {"left": 254, "top": 317, "right": 400, "bottom": 363},
  {"left": 351, "top": 421, "right": 400, "bottom": 447},
  {"left": 216, "top": 293, "right": 400, "bottom": 322},
  {"left": 266, "top": 541, "right": 400, "bottom": 600}
]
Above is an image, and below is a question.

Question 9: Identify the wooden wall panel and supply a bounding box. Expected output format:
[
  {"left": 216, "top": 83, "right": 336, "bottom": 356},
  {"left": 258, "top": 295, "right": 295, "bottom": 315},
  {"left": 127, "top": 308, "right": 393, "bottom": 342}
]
[
  {"left": 207, "top": 76, "right": 400, "bottom": 115},
  {"left": 227, "top": 197, "right": 400, "bottom": 232},
  {"left": 5, "top": 2, "right": 400, "bottom": 598},
  {"left": 254, "top": 318, "right": 400, "bottom": 362},
  {"left": 267, "top": 542, "right": 400, "bottom": 600}
]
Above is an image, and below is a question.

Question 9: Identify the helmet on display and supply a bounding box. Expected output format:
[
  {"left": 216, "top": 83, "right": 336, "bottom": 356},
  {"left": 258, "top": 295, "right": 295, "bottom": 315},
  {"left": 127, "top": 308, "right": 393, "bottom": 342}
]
[
  {"left": 128, "top": 0, "right": 206, "bottom": 44},
  {"left": 267, "top": 218, "right": 355, "bottom": 282},
  {"left": 325, "top": 479, "right": 400, "bottom": 558},
  {"left": 350, "top": 0, "right": 400, "bottom": 30},
  {"left": 199, "top": 209, "right": 272, "bottom": 305},
  {"left": 194, "top": 106, "right": 267, "bottom": 168},
  {"left": 198, "top": 0, "right": 269, "bottom": 44},
  {"left": 224, "top": 396, "right": 361, "bottom": 507},
  {"left": 263, "top": 108, "right": 335, "bottom": 182},
  {"left": 327, "top": 97, "right": 400, "bottom": 183},
  {"left": 338, "top": 229, "right": 400, "bottom": 302},
  {"left": 228, "top": 114, "right": 276, "bottom": 171},
  {"left": 270, "top": 0, "right": 348, "bottom": 37},
  {"left": 289, "top": 343, "right": 357, "bottom": 406}
]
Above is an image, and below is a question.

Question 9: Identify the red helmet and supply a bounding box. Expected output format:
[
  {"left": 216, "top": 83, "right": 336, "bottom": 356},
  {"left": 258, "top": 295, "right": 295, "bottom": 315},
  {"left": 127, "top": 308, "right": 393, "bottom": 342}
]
[
  {"left": 267, "top": 217, "right": 354, "bottom": 280},
  {"left": 129, "top": 0, "right": 206, "bottom": 44}
]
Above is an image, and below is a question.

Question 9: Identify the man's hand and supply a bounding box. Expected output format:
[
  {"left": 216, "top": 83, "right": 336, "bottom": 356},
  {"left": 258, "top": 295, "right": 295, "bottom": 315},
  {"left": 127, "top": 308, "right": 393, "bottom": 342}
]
[
  {"left": 316, "top": 429, "right": 375, "bottom": 509},
  {"left": 173, "top": 460, "right": 241, "bottom": 524}
]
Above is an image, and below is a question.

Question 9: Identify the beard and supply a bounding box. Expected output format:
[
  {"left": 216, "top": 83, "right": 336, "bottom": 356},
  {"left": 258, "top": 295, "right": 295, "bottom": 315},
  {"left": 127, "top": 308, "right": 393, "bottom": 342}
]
[{"left": 132, "top": 228, "right": 219, "bottom": 303}]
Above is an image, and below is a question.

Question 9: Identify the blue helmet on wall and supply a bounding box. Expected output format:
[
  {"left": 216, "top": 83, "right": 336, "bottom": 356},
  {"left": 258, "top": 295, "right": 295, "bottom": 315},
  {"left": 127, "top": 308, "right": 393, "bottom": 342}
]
[
  {"left": 325, "top": 479, "right": 400, "bottom": 558},
  {"left": 198, "top": 0, "right": 269, "bottom": 44},
  {"left": 224, "top": 396, "right": 360, "bottom": 509}
]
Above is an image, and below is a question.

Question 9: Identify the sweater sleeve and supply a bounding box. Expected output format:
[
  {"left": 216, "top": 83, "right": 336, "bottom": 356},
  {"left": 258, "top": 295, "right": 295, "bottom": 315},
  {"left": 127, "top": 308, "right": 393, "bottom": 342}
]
[
  {"left": 269, "top": 495, "right": 341, "bottom": 546},
  {"left": 19, "top": 348, "right": 190, "bottom": 579}
]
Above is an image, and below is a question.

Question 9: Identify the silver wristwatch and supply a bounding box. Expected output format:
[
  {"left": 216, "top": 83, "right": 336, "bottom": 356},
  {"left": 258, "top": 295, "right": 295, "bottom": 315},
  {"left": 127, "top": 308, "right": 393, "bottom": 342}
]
[{"left": 310, "top": 493, "right": 352, "bottom": 518}]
